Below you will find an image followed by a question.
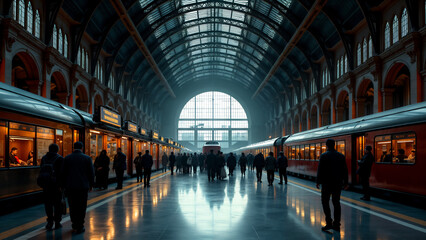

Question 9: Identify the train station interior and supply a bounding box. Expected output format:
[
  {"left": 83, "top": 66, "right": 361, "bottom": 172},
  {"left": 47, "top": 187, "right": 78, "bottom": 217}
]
[{"left": 0, "top": 0, "right": 426, "bottom": 239}]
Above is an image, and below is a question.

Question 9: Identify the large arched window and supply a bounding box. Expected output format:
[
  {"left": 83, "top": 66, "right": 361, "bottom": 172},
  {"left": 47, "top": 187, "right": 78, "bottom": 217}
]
[
  {"left": 64, "top": 35, "right": 68, "bottom": 58},
  {"left": 178, "top": 92, "right": 249, "bottom": 150},
  {"left": 357, "top": 43, "right": 361, "bottom": 66},
  {"left": 58, "top": 28, "right": 63, "bottom": 54},
  {"left": 368, "top": 36, "right": 373, "bottom": 58},
  {"left": 12, "top": 0, "right": 17, "bottom": 20},
  {"left": 18, "top": 0, "right": 25, "bottom": 26},
  {"left": 392, "top": 15, "right": 399, "bottom": 44},
  {"left": 35, "top": 10, "right": 40, "bottom": 39},
  {"left": 401, "top": 8, "right": 408, "bottom": 37},
  {"left": 362, "top": 38, "right": 367, "bottom": 63},
  {"left": 26, "top": 1, "right": 33, "bottom": 33},
  {"left": 53, "top": 24, "right": 57, "bottom": 49},
  {"left": 384, "top": 22, "right": 390, "bottom": 49}
]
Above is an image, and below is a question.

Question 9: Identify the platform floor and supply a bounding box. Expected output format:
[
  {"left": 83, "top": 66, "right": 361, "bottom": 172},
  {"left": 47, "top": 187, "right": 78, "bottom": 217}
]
[{"left": 1, "top": 169, "right": 426, "bottom": 239}]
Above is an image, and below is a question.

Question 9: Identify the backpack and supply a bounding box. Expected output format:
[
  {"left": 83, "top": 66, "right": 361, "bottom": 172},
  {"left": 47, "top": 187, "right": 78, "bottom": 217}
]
[{"left": 37, "top": 155, "right": 58, "bottom": 188}]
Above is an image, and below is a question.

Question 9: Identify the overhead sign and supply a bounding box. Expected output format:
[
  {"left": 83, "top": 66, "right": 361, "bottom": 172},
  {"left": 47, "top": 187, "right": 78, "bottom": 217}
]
[
  {"left": 127, "top": 122, "right": 138, "bottom": 133},
  {"left": 140, "top": 128, "right": 147, "bottom": 135},
  {"left": 100, "top": 107, "right": 121, "bottom": 127},
  {"left": 152, "top": 131, "right": 159, "bottom": 139},
  {"left": 161, "top": 137, "right": 164, "bottom": 142}
]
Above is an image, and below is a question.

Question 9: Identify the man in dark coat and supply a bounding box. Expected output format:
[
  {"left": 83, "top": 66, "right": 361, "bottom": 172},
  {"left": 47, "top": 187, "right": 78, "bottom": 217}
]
[
  {"left": 113, "top": 148, "right": 127, "bottom": 190},
  {"left": 169, "top": 152, "right": 176, "bottom": 175},
  {"left": 40, "top": 143, "right": 64, "bottom": 230},
  {"left": 94, "top": 150, "right": 110, "bottom": 189},
  {"left": 253, "top": 152, "right": 265, "bottom": 182},
  {"left": 141, "top": 150, "right": 153, "bottom": 187},
  {"left": 227, "top": 153, "right": 237, "bottom": 176},
  {"left": 206, "top": 150, "right": 216, "bottom": 182},
  {"left": 216, "top": 152, "right": 225, "bottom": 180},
  {"left": 133, "top": 152, "right": 143, "bottom": 183},
  {"left": 316, "top": 139, "right": 348, "bottom": 232},
  {"left": 62, "top": 142, "right": 94, "bottom": 234},
  {"left": 238, "top": 153, "right": 247, "bottom": 176},
  {"left": 277, "top": 151, "right": 288, "bottom": 184},
  {"left": 358, "top": 145, "right": 374, "bottom": 201},
  {"left": 198, "top": 153, "right": 206, "bottom": 173}
]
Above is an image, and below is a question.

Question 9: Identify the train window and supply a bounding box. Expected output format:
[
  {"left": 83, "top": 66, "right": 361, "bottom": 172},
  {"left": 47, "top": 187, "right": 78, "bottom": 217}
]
[
  {"left": 321, "top": 143, "right": 327, "bottom": 154},
  {"left": 295, "top": 146, "right": 300, "bottom": 160},
  {"left": 392, "top": 132, "right": 416, "bottom": 164},
  {"left": 299, "top": 145, "right": 305, "bottom": 159},
  {"left": 336, "top": 141, "right": 345, "bottom": 156},
  {"left": 56, "top": 129, "right": 63, "bottom": 157},
  {"left": 0, "top": 121, "right": 7, "bottom": 167},
  {"left": 315, "top": 143, "right": 321, "bottom": 161},
  {"left": 73, "top": 129, "right": 80, "bottom": 144},
  {"left": 90, "top": 132, "right": 103, "bottom": 160},
  {"left": 304, "top": 145, "right": 310, "bottom": 160},
  {"left": 356, "top": 136, "right": 365, "bottom": 160},
  {"left": 8, "top": 122, "right": 35, "bottom": 167},
  {"left": 291, "top": 146, "right": 295, "bottom": 159},
  {"left": 375, "top": 135, "right": 392, "bottom": 163},
  {"left": 309, "top": 144, "right": 315, "bottom": 160},
  {"left": 36, "top": 127, "right": 55, "bottom": 166},
  {"left": 121, "top": 137, "right": 128, "bottom": 157}
]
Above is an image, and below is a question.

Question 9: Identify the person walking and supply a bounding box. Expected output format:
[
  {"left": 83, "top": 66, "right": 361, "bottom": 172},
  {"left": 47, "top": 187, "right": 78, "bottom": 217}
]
[
  {"left": 176, "top": 153, "right": 182, "bottom": 173},
  {"left": 253, "top": 152, "right": 265, "bottom": 182},
  {"left": 265, "top": 152, "right": 277, "bottom": 186},
  {"left": 316, "top": 139, "right": 348, "bottom": 232},
  {"left": 38, "top": 143, "right": 64, "bottom": 230},
  {"left": 162, "top": 152, "right": 168, "bottom": 173},
  {"left": 247, "top": 152, "right": 254, "bottom": 171},
  {"left": 113, "top": 148, "right": 127, "bottom": 190},
  {"left": 192, "top": 152, "right": 198, "bottom": 174},
  {"left": 217, "top": 152, "right": 226, "bottom": 180},
  {"left": 169, "top": 152, "right": 176, "bottom": 175},
  {"left": 277, "top": 151, "right": 288, "bottom": 184},
  {"left": 61, "top": 142, "right": 94, "bottom": 234},
  {"left": 239, "top": 153, "right": 247, "bottom": 176},
  {"left": 227, "top": 153, "right": 237, "bottom": 177},
  {"left": 94, "top": 150, "right": 110, "bottom": 189},
  {"left": 198, "top": 153, "right": 205, "bottom": 173},
  {"left": 206, "top": 150, "right": 216, "bottom": 182},
  {"left": 141, "top": 150, "right": 153, "bottom": 187},
  {"left": 133, "top": 152, "right": 143, "bottom": 183},
  {"left": 357, "top": 145, "right": 374, "bottom": 201},
  {"left": 182, "top": 153, "right": 188, "bottom": 174}
]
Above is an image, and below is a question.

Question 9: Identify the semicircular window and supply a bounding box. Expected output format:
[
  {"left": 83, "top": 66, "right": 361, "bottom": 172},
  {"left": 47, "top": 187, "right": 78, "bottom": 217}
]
[{"left": 178, "top": 91, "right": 249, "bottom": 151}]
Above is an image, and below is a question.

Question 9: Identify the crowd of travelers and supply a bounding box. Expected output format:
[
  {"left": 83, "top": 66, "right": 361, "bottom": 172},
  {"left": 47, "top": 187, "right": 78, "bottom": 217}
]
[{"left": 36, "top": 138, "right": 372, "bottom": 234}]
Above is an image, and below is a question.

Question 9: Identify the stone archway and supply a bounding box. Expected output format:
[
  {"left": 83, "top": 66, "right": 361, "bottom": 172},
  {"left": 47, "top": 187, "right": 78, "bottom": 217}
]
[
  {"left": 75, "top": 84, "right": 89, "bottom": 112},
  {"left": 310, "top": 105, "right": 318, "bottom": 129},
  {"left": 322, "top": 99, "right": 331, "bottom": 126},
  {"left": 357, "top": 79, "right": 374, "bottom": 117},
  {"left": 384, "top": 63, "right": 410, "bottom": 110},
  {"left": 336, "top": 90, "right": 349, "bottom": 123},
  {"left": 50, "top": 71, "right": 68, "bottom": 104},
  {"left": 11, "top": 52, "right": 40, "bottom": 94}
]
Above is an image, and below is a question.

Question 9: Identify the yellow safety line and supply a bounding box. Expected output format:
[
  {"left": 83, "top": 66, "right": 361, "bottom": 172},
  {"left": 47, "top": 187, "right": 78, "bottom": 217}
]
[
  {"left": 275, "top": 174, "right": 426, "bottom": 227},
  {"left": 0, "top": 171, "right": 170, "bottom": 239}
]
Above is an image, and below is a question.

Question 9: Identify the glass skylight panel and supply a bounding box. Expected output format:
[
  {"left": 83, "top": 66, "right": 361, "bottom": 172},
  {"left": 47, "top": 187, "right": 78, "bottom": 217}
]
[
  {"left": 224, "top": 66, "right": 233, "bottom": 72},
  {"left": 226, "top": 59, "right": 235, "bottom": 65},
  {"left": 227, "top": 50, "right": 237, "bottom": 56},
  {"left": 229, "top": 26, "right": 242, "bottom": 35},
  {"left": 221, "top": 9, "right": 232, "bottom": 19},
  {"left": 278, "top": 0, "right": 293, "bottom": 8},
  {"left": 192, "top": 49, "right": 202, "bottom": 55},
  {"left": 263, "top": 25, "right": 276, "bottom": 39},
  {"left": 234, "top": 0, "right": 249, "bottom": 6},
  {"left": 231, "top": 11, "right": 245, "bottom": 21},
  {"left": 154, "top": 25, "right": 166, "bottom": 38},
  {"left": 187, "top": 26, "right": 199, "bottom": 35},
  {"left": 221, "top": 24, "right": 230, "bottom": 32},
  {"left": 200, "top": 37, "right": 209, "bottom": 44},
  {"left": 199, "top": 24, "right": 208, "bottom": 32},
  {"left": 147, "top": 9, "right": 161, "bottom": 24},
  {"left": 198, "top": 9, "right": 210, "bottom": 18},
  {"left": 219, "top": 37, "right": 228, "bottom": 44},
  {"left": 249, "top": 59, "right": 258, "bottom": 68},
  {"left": 139, "top": 0, "right": 154, "bottom": 9},
  {"left": 165, "top": 51, "right": 174, "bottom": 60},
  {"left": 181, "top": 0, "right": 196, "bottom": 6},
  {"left": 258, "top": 38, "right": 268, "bottom": 50},
  {"left": 184, "top": 11, "right": 198, "bottom": 22},
  {"left": 228, "top": 39, "right": 238, "bottom": 46},
  {"left": 269, "top": 7, "right": 283, "bottom": 24},
  {"left": 193, "top": 58, "right": 203, "bottom": 64},
  {"left": 256, "top": 0, "right": 271, "bottom": 15}
]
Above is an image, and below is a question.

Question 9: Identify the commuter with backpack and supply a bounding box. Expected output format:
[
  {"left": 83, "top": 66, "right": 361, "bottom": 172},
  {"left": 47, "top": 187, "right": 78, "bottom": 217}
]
[{"left": 38, "top": 143, "right": 64, "bottom": 230}]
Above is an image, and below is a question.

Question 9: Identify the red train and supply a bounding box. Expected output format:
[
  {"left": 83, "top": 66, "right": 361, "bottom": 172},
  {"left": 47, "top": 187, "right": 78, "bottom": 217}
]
[
  {"left": 236, "top": 102, "right": 426, "bottom": 201},
  {"left": 202, "top": 141, "right": 221, "bottom": 154}
]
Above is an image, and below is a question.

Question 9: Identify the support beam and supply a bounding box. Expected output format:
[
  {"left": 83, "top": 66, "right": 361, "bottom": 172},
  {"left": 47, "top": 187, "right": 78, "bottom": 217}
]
[
  {"left": 252, "top": 0, "right": 327, "bottom": 99},
  {"left": 109, "top": 0, "right": 176, "bottom": 98}
]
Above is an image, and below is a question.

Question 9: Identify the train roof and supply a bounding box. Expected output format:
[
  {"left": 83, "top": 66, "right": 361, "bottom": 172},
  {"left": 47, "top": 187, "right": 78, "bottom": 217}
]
[
  {"left": 0, "top": 82, "right": 84, "bottom": 126},
  {"left": 285, "top": 101, "right": 426, "bottom": 144},
  {"left": 204, "top": 141, "right": 220, "bottom": 146},
  {"left": 235, "top": 136, "right": 288, "bottom": 152}
]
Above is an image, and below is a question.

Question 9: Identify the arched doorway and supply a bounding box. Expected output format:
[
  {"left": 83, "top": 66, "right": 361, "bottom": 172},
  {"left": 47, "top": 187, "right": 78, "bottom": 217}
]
[
  {"left": 322, "top": 99, "right": 331, "bottom": 126},
  {"left": 336, "top": 91, "right": 349, "bottom": 122},
  {"left": 301, "top": 110, "right": 308, "bottom": 131},
  {"left": 310, "top": 105, "right": 318, "bottom": 129},
  {"left": 50, "top": 72, "right": 67, "bottom": 104},
  {"left": 384, "top": 63, "right": 410, "bottom": 110},
  {"left": 294, "top": 115, "right": 300, "bottom": 133},
  {"left": 357, "top": 79, "right": 374, "bottom": 117},
  {"left": 94, "top": 94, "right": 103, "bottom": 111},
  {"left": 11, "top": 53, "right": 40, "bottom": 94},
  {"left": 75, "top": 85, "right": 89, "bottom": 112}
]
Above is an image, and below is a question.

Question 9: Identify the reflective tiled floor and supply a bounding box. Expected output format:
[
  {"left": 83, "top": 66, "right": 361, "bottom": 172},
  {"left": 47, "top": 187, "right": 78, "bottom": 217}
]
[{"left": 2, "top": 169, "right": 426, "bottom": 239}]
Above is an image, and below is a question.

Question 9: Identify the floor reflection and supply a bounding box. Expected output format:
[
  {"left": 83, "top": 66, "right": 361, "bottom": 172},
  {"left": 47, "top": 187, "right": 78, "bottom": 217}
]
[{"left": 178, "top": 176, "right": 248, "bottom": 232}]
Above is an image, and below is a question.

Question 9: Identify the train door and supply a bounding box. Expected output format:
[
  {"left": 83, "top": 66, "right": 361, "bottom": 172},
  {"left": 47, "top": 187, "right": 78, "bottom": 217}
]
[{"left": 352, "top": 135, "right": 365, "bottom": 184}]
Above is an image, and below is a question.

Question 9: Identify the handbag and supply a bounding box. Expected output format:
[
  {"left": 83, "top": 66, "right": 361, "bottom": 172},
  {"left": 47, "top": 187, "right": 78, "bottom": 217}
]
[
  {"left": 61, "top": 191, "right": 67, "bottom": 215},
  {"left": 220, "top": 167, "right": 227, "bottom": 179}
]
